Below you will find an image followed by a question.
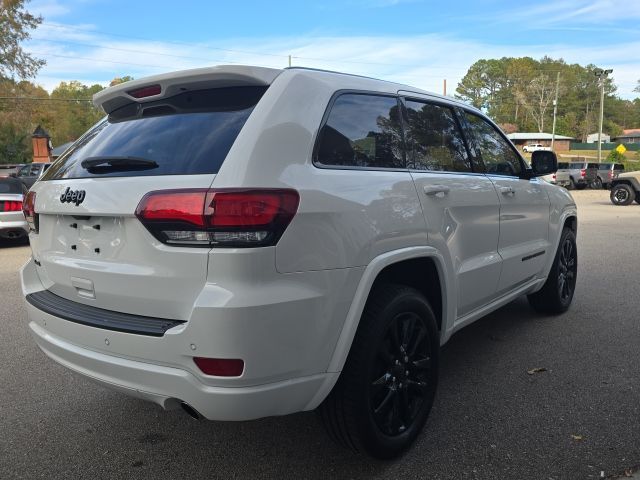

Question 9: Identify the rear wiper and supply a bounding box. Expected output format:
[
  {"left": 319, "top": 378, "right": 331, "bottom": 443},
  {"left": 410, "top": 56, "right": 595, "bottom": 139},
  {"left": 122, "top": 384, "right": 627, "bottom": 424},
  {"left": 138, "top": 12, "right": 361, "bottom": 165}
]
[{"left": 80, "top": 156, "right": 159, "bottom": 172}]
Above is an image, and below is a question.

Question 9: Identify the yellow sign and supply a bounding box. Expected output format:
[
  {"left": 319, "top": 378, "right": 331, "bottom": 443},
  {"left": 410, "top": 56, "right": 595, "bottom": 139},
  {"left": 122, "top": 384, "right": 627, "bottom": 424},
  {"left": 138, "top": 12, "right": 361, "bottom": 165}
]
[{"left": 616, "top": 144, "right": 627, "bottom": 154}]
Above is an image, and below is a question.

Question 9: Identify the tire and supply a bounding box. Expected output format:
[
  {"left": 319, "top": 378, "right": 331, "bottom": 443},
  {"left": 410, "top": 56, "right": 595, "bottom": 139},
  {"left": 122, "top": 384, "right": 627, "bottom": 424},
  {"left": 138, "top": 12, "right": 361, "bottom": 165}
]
[
  {"left": 592, "top": 177, "right": 603, "bottom": 189},
  {"left": 568, "top": 178, "right": 576, "bottom": 190},
  {"left": 527, "top": 227, "right": 577, "bottom": 315},
  {"left": 635, "top": 195, "right": 640, "bottom": 205},
  {"left": 610, "top": 184, "right": 635, "bottom": 206},
  {"left": 319, "top": 284, "right": 439, "bottom": 459},
  {"left": 575, "top": 183, "right": 586, "bottom": 190}
]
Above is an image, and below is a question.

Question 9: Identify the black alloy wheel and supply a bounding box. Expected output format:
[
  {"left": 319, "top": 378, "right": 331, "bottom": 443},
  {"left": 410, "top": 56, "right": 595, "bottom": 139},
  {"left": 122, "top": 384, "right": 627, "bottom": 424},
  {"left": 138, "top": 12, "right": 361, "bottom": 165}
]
[
  {"left": 370, "top": 311, "right": 432, "bottom": 437},
  {"left": 527, "top": 227, "right": 578, "bottom": 314},
  {"left": 610, "top": 184, "right": 635, "bottom": 206},
  {"left": 557, "top": 236, "right": 577, "bottom": 305},
  {"left": 319, "top": 284, "right": 439, "bottom": 459}
]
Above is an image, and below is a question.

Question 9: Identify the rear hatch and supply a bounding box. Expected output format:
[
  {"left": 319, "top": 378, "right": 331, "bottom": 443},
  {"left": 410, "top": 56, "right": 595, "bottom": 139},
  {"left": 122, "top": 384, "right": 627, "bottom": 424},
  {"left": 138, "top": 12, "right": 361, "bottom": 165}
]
[{"left": 28, "top": 68, "right": 277, "bottom": 321}]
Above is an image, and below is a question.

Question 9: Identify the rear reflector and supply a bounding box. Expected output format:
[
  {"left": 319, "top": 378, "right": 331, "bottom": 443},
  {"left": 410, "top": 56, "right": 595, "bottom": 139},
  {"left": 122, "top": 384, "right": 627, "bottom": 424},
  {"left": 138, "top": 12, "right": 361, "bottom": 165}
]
[
  {"left": 22, "top": 191, "right": 37, "bottom": 232},
  {"left": 1, "top": 200, "right": 23, "bottom": 212},
  {"left": 193, "top": 357, "right": 244, "bottom": 377},
  {"left": 135, "top": 188, "right": 299, "bottom": 248},
  {"left": 127, "top": 84, "right": 161, "bottom": 98}
]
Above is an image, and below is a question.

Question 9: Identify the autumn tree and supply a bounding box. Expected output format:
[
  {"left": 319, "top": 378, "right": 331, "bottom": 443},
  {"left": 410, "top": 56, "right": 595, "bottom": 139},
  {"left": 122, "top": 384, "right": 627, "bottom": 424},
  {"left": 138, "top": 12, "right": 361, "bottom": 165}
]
[
  {"left": 109, "top": 75, "right": 134, "bottom": 86},
  {"left": 0, "top": 0, "right": 45, "bottom": 79}
]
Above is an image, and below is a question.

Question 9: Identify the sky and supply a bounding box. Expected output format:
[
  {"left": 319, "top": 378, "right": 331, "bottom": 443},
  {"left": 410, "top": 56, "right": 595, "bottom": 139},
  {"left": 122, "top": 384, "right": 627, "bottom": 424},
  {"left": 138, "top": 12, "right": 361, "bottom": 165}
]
[{"left": 24, "top": 0, "right": 640, "bottom": 100}]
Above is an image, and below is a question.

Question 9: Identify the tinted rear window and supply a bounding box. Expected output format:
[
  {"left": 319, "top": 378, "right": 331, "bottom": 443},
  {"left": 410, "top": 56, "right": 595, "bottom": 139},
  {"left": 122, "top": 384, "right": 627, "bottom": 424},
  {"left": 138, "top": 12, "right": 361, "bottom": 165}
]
[
  {"left": 43, "top": 86, "right": 267, "bottom": 180},
  {"left": 558, "top": 162, "right": 568, "bottom": 169},
  {"left": 0, "top": 178, "right": 26, "bottom": 194},
  {"left": 569, "top": 162, "right": 585, "bottom": 169},
  {"left": 598, "top": 163, "right": 613, "bottom": 170}
]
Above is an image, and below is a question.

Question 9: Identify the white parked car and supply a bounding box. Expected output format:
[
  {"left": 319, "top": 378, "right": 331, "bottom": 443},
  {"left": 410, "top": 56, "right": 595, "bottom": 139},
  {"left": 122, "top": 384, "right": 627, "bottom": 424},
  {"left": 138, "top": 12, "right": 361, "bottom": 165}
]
[
  {"left": 523, "top": 143, "right": 552, "bottom": 153},
  {"left": 21, "top": 66, "right": 578, "bottom": 459}
]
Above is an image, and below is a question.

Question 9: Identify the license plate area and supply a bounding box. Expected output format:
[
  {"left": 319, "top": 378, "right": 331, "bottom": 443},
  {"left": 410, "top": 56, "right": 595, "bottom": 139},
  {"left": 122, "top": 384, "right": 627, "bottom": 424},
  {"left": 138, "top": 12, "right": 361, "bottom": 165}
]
[{"left": 52, "top": 215, "right": 126, "bottom": 259}]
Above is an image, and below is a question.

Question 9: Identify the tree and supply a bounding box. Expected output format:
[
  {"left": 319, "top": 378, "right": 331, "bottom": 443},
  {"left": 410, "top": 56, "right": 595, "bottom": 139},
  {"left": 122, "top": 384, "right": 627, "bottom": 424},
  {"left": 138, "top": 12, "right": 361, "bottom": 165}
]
[
  {"left": 109, "top": 76, "right": 134, "bottom": 86},
  {"left": 0, "top": 0, "right": 45, "bottom": 79}
]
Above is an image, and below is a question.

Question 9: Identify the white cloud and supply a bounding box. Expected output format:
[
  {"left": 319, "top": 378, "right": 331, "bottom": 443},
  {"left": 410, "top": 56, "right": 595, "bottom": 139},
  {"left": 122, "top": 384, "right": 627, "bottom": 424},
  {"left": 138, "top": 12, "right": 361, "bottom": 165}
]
[{"left": 25, "top": 28, "right": 640, "bottom": 99}]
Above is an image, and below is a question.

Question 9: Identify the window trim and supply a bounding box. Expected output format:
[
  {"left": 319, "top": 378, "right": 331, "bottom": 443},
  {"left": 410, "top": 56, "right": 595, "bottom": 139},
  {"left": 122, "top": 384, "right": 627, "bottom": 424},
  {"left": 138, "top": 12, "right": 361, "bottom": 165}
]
[
  {"left": 400, "top": 96, "right": 478, "bottom": 175},
  {"left": 460, "top": 109, "right": 528, "bottom": 179},
  {"left": 312, "top": 89, "right": 408, "bottom": 172}
]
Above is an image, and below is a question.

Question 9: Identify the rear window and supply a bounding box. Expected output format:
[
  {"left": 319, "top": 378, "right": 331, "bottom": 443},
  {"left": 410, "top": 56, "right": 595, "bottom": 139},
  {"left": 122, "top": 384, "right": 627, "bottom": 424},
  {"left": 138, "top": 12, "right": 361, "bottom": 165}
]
[
  {"left": 0, "top": 178, "right": 26, "bottom": 194},
  {"left": 569, "top": 162, "right": 585, "bottom": 169},
  {"left": 598, "top": 163, "right": 613, "bottom": 170},
  {"left": 43, "top": 86, "right": 267, "bottom": 180},
  {"left": 587, "top": 163, "right": 599, "bottom": 169},
  {"left": 558, "top": 162, "right": 569, "bottom": 169}
]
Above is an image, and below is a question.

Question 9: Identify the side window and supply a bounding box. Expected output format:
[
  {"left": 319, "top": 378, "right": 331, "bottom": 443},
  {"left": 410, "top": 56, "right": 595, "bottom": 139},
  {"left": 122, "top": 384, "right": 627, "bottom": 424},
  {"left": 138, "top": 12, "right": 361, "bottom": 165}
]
[
  {"left": 404, "top": 100, "right": 471, "bottom": 172},
  {"left": 316, "top": 93, "right": 404, "bottom": 169},
  {"left": 465, "top": 113, "right": 522, "bottom": 177}
]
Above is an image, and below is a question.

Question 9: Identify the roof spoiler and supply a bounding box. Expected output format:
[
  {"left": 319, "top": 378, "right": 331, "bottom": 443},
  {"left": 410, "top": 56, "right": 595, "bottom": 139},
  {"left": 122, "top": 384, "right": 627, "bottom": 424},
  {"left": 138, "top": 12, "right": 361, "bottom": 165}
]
[{"left": 93, "top": 65, "right": 282, "bottom": 114}]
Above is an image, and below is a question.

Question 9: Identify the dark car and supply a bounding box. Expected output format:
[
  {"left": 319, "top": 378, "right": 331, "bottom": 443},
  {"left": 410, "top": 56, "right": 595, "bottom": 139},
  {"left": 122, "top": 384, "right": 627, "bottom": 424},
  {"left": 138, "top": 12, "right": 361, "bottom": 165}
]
[{"left": 14, "top": 163, "right": 52, "bottom": 189}]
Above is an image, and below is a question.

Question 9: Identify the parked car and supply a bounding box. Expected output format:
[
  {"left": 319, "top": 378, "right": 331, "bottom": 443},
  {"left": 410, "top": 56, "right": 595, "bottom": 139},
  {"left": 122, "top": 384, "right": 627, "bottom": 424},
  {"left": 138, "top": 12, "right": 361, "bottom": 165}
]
[
  {"left": 20, "top": 66, "right": 578, "bottom": 459},
  {"left": 610, "top": 171, "right": 640, "bottom": 205},
  {"left": 541, "top": 170, "right": 570, "bottom": 188},
  {"left": 0, "top": 176, "right": 29, "bottom": 239},
  {"left": 565, "top": 160, "right": 599, "bottom": 190},
  {"left": 14, "top": 163, "right": 52, "bottom": 189},
  {"left": 523, "top": 144, "right": 552, "bottom": 153},
  {"left": 593, "top": 163, "right": 624, "bottom": 189}
]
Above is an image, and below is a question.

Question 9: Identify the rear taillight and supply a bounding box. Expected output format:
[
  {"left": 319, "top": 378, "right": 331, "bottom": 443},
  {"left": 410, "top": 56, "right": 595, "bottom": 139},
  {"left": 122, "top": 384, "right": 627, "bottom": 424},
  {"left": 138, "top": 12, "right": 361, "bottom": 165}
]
[
  {"left": 135, "top": 188, "right": 300, "bottom": 247},
  {"left": 1, "top": 200, "right": 23, "bottom": 212},
  {"left": 609, "top": 171, "right": 613, "bottom": 178},
  {"left": 580, "top": 169, "right": 586, "bottom": 178},
  {"left": 22, "top": 191, "right": 37, "bottom": 232},
  {"left": 552, "top": 173, "right": 557, "bottom": 181}
]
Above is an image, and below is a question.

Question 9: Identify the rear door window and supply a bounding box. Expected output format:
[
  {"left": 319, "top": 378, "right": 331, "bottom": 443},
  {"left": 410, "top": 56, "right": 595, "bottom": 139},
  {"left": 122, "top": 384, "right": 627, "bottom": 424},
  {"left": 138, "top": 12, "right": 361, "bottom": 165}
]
[
  {"left": 403, "top": 100, "right": 471, "bottom": 172},
  {"left": 315, "top": 93, "right": 404, "bottom": 169},
  {"left": 43, "top": 86, "right": 267, "bottom": 180}
]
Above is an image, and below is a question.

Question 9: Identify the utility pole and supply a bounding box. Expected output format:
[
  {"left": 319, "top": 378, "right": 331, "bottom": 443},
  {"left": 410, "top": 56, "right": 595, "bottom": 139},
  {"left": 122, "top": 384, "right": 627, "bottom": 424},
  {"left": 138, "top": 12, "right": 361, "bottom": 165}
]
[
  {"left": 551, "top": 72, "right": 560, "bottom": 151},
  {"left": 595, "top": 68, "right": 613, "bottom": 162},
  {"left": 443, "top": 79, "right": 447, "bottom": 96},
  {"left": 288, "top": 55, "right": 292, "bottom": 68}
]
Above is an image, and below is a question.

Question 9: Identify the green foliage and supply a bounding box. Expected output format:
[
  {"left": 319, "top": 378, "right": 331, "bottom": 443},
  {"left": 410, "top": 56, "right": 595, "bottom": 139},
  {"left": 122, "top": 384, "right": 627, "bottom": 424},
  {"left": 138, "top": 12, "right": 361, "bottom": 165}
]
[
  {"left": 607, "top": 149, "right": 626, "bottom": 162},
  {"left": 456, "top": 57, "right": 639, "bottom": 141},
  {"left": 0, "top": 122, "right": 29, "bottom": 163},
  {"left": 0, "top": 0, "right": 45, "bottom": 79},
  {"left": 0, "top": 77, "right": 105, "bottom": 163}
]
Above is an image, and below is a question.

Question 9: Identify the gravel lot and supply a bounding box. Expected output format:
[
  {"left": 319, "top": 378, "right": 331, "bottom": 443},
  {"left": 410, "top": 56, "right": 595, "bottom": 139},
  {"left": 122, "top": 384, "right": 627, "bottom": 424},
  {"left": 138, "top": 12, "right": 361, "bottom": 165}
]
[{"left": 1, "top": 189, "right": 638, "bottom": 479}]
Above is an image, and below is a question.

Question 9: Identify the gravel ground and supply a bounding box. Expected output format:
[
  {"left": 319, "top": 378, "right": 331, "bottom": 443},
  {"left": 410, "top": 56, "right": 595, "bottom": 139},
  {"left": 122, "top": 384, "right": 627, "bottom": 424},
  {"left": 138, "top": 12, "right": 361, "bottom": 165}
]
[{"left": 1, "top": 189, "right": 639, "bottom": 479}]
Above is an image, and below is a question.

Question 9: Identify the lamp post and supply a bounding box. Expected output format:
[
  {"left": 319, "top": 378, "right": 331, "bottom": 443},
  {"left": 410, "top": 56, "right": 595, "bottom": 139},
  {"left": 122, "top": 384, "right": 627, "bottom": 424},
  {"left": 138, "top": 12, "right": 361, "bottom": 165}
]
[{"left": 594, "top": 68, "right": 613, "bottom": 162}]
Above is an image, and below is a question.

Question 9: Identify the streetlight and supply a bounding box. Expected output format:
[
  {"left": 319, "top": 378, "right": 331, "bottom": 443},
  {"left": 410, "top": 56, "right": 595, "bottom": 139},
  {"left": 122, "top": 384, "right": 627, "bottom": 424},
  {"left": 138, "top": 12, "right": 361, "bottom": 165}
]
[{"left": 594, "top": 68, "right": 613, "bottom": 162}]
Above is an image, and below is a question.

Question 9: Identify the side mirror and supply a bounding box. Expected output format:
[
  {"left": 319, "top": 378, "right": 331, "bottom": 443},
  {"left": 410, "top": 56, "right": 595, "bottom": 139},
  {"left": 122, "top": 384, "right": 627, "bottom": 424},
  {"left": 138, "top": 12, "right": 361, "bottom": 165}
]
[{"left": 531, "top": 150, "right": 558, "bottom": 177}]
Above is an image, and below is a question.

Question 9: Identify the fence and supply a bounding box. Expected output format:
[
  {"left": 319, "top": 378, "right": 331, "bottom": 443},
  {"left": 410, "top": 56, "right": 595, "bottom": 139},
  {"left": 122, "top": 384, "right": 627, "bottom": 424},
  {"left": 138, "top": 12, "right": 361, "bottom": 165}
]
[{"left": 570, "top": 142, "right": 640, "bottom": 151}]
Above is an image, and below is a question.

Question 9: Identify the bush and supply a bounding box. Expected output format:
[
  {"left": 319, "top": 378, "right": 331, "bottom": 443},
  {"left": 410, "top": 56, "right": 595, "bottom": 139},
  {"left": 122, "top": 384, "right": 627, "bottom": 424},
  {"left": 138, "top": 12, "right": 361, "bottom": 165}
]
[{"left": 607, "top": 149, "right": 626, "bottom": 163}]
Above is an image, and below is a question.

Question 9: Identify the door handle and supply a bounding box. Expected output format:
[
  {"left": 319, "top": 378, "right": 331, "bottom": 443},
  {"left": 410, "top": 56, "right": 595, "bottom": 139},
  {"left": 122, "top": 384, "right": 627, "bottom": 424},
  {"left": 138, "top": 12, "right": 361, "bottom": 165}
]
[
  {"left": 500, "top": 186, "right": 515, "bottom": 196},
  {"left": 423, "top": 185, "right": 450, "bottom": 196}
]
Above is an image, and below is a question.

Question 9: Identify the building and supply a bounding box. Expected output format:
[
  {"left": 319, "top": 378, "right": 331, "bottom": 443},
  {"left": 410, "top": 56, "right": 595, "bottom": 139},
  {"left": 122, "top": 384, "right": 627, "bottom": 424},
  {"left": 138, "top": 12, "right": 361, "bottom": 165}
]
[
  {"left": 51, "top": 141, "right": 73, "bottom": 160},
  {"left": 506, "top": 132, "right": 574, "bottom": 152},
  {"left": 613, "top": 129, "right": 640, "bottom": 144},
  {"left": 586, "top": 133, "right": 610, "bottom": 143}
]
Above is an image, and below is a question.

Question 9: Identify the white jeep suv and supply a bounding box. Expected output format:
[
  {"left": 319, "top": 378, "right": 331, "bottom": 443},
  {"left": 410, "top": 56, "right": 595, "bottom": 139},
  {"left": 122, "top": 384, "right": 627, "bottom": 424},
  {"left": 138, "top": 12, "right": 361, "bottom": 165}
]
[{"left": 21, "top": 66, "right": 577, "bottom": 459}]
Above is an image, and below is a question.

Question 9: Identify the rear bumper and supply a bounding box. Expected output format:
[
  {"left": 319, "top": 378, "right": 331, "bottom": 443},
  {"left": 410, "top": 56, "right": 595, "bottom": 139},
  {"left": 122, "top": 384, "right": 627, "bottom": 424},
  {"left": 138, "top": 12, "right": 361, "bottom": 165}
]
[
  {"left": 21, "top": 256, "right": 351, "bottom": 420},
  {"left": 28, "top": 318, "right": 334, "bottom": 420}
]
